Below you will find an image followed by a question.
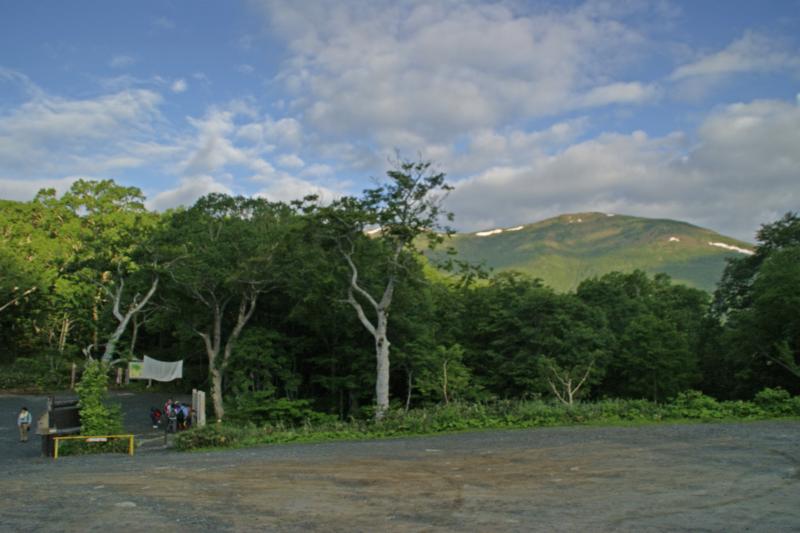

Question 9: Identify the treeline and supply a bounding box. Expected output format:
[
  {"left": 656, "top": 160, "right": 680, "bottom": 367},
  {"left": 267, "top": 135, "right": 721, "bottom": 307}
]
[{"left": 1, "top": 168, "right": 798, "bottom": 420}]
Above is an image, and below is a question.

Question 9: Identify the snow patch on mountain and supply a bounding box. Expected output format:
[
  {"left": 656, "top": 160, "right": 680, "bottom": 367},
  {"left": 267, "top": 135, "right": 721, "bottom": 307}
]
[
  {"left": 476, "top": 228, "right": 504, "bottom": 237},
  {"left": 708, "top": 242, "right": 754, "bottom": 255}
]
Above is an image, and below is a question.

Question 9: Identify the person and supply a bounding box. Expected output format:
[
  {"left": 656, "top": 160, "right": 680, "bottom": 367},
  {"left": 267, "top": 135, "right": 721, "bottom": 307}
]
[
  {"left": 17, "top": 407, "right": 32, "bottom": 442},
  {"left": 165, "top": 399, "right": 177, "bottom": 433},
  {"left": 163, "top": 398, "right": 174, "bottom": 417},
  {"left": 175, "top": 401, "right": 185, "bottom": 430},
  {"left": 149, "top": 407, "right": 162, "bottom": 429}
]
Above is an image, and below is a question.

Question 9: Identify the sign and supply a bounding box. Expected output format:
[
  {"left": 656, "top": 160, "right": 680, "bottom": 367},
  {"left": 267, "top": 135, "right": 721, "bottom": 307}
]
[
  {"left": 128, "top": 361, "right": 144, "bottom": 379},
  {"left": 86, "top": 437, "right": 108, "bottom": 442}
]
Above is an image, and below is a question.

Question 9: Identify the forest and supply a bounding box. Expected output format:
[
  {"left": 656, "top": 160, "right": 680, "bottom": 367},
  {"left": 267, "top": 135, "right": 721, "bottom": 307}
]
[{"left": 1, "top": 160, "right": 799, "bottom": 424}]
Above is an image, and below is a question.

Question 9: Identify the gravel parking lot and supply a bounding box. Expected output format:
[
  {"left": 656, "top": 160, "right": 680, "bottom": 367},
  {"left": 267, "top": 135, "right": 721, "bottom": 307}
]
[{"left": 1, "top": 392, "right": 798, "bottom": 532}]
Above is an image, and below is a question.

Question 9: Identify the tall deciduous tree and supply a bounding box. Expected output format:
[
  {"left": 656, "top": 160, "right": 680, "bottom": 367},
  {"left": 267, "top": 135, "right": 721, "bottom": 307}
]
[
  {"left": 58, "top": 180, "right": 161, "bottom": 363},
  {"left": 164, "top": 194, "right": 296, "bottom": 420},
  {"left": 322, "top": 159, "right": 453, "bottom": 418}
]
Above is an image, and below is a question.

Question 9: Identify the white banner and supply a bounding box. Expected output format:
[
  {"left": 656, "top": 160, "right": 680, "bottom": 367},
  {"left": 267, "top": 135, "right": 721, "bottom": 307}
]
[{"left": 129, "top": 356, "right": 183, "bottom": 382}]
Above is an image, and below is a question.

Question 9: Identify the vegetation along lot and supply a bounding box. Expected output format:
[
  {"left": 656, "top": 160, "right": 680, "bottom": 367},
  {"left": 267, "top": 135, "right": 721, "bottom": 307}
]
[{"left": 1, "top": 161, "right": 800, "bottom": 530}]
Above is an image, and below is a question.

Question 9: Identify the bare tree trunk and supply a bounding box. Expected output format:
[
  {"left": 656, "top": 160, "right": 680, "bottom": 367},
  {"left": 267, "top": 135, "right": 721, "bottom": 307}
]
[
  {"left": 210, "top": 364, "right": 224, "bottom": 421},
  {"left": 405, "top": 369, "right": 413, "bottom": 413},
  {"left": 442, "top": 360, "right": 449, "bottom": 405},
  {"left": 547, "top": 361, "right": 594, "bottom": 406},
  {"left": 58, "top": 314, "right": 71, "bottom": 354},
  {"left": 199, "top": 291, "right": 258, "bottom": 421},
  {"left": 0, "top": 286, "right": 36, "bottom": 313},
  {"left": 342, "top": 244, "right": 396, "bottom": 420},
  {"left": 374, "top": 314, "right": 390, "bottom": 416},
  {"left": 129, "top": 313, "right": 140, "bottom": 355},
  {"left": 101, "top": 276, "right": 159, "bottom": 363},
  {"left": 199, "top": 300, "right": 224, "bottom": 421}
]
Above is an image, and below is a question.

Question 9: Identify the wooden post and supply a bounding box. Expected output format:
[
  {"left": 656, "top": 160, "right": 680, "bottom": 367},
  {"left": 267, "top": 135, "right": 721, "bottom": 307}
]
[
  {"left": 70, "top": 363, "right": 77, "bottom": 390},
  {"left": 115, "top": 367, "right": 122, "bottom": 385},
  {"left": 191, "top": 389, "right": 206, "bottom": 428}
]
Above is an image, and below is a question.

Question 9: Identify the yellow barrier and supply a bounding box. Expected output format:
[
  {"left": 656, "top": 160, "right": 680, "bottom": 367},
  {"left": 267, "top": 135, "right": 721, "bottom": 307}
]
[{"left": 52, "top": 434, "right": 135, "bottom": 459}]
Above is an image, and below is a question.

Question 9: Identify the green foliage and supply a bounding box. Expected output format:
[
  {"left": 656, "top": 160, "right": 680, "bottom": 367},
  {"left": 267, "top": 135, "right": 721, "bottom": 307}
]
[
  {"left": 3, "top": 180, "right": 799, "bottom": 434},
  {"left": 426, "top": 212, "right": 751, "bottom": 293},
  {"left": 226, "top": 393, "right": 336, "bottom": 426},
  {"left": 0, "top": 356, "right": 69, "bottom": 390},
  {"left": 58, "top": 359, "right": 125, "bottom": 456},
  {"left": 74, "top": 360, "right": 123, "bottom": 435},
  {"left": 708, "top": 212, "right": 800, "bottom": 397},
  {"left": 753, "top": 387, "right": 794, "bottom": 415},
  {"left": 174, "top": 391, "right": 800, "bottom": 451}
]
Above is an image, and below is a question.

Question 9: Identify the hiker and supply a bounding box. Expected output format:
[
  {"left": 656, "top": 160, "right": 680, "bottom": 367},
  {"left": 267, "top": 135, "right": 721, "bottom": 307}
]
[
  {"left": 149, "top": 407, "right": 162, "bottom": 429},
  {"left": 17, "top": 407, "right": 32, "bottom": 442},
  {"left": 175, "top": 401, "right": 186, "bottom": 430},
  {"left": 166, "top": 400, "right": 178, "bottom": 433},
  {"left": 163, "top": 398, "right": 174, "bottom": 417},
  {"left": 179, "top": 403, "right": 191, "bottom": 429}
]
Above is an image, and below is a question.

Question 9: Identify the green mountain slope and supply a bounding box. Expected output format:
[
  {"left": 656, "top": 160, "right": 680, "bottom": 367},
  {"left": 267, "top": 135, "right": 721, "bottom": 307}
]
[{"left": 428, "top": 212, "right": 754, "bottom": 292}]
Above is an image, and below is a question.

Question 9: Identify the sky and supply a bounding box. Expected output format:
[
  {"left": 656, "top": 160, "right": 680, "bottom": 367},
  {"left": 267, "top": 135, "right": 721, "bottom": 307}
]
[{"left": 1, "top": 1, "right": 799, "bottom": 242}]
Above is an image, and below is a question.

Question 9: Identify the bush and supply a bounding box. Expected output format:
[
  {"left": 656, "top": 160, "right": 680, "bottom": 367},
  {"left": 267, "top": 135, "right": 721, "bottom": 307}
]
[
  {"left": 173, "top": 394, "right": 800, "bottom": 452},
  {"left": 0, "top": 356, "right": 70, "bottom": 390},
  {"left": 670, "top": 390, "right": 725, "bottom": 420},
  {"left": 60, "top": 360, "right": 126, "bottom": 456},
  {"left": 226, "top": 393, "right": 336, "bottom": 426},
  {"left": 753, "top": 388, "right": 794, "bottom": 416}
]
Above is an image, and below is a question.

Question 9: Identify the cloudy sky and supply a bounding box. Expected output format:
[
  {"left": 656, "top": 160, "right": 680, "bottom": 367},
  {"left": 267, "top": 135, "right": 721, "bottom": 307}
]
[{"left": 1, "top": 1, "right": 798, "bottom": 241}]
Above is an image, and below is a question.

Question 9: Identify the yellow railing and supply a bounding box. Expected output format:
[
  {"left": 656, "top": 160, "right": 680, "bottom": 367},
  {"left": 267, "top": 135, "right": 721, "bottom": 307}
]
[{"left": 52, "top": 434, "right": 135, "bottom": 459}]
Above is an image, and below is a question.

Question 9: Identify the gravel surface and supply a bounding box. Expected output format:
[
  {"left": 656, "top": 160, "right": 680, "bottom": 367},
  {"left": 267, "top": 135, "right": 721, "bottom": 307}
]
[{"left": 1, "top": 393, "right": 799, "bottom": 532}]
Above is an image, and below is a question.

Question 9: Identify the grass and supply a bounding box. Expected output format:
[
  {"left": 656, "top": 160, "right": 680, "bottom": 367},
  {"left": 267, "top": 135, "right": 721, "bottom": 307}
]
[{"left": 174, "top": 389, "right": 800, "bottom": 452}]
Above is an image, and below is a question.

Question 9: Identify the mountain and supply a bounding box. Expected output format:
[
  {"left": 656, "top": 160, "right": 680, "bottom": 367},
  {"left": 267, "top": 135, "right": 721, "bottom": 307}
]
[{"left": 428, "top": 212, "right": 754, "bottom": 292}]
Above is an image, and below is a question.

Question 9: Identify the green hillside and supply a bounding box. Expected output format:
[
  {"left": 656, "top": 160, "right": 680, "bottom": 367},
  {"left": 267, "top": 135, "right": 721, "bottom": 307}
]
[{"left": 427, "top": 212, "right": 754, "bottom": 292}]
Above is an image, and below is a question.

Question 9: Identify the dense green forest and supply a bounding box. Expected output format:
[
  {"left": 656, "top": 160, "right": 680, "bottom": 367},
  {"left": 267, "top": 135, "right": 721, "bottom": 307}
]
[{"left": 1, "top": 162, "right": 798, "bottom": 422}]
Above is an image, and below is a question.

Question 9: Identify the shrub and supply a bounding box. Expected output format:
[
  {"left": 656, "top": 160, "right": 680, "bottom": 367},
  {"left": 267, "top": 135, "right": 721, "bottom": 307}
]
[
  {"left": 61, "top": 360, "right": 126, "bottom": 456},
  {"left": 226, "top": 393, "right": 336, "bottom": 426},
  {"left": 173, "top": 394, "right": 800, "bottom": 452},
  {"left": 753, "top": 388, "right": 793, "bottom": 416},
  {"left": 670, "top": 390, "right": 725, "bottom": 420}
]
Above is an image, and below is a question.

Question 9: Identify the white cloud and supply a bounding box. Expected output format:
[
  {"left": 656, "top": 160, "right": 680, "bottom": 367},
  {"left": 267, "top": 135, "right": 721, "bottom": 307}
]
[
  {"left": 237, "top": 64, "right": 255, "bottom": 75},
  {"left": 0, "top": 86, "right": 163, "bottom": 178},
  {"left": 577, "top": 82, "right": 659, "bottom": 108},
  {"left": 277, "top": 154, "right": 305, "bottom": 168},
  {"left": 0, "top": 176, "right": 80, "bottom": 201},
  {"left": 301, "top": 163, "right": 334, "bottom": 178},
  {"left": 256, "top": 1, "right": 649, "bottom": 150},
  {"left": 109, "top": 55, "right": 136, "bottom": 69},
  {"left": 253, "top": 174, "right": 341, "bottom": 204},
  {"left": 147, "top": 175, "right": 233, "bottom": 211},
  {"left": 447, "top": 98, "right": 800, "bottom": 241},
  {"left": 171, "top": 79, "right": 188, "bottom": 93},
  {"left": 670, "top": 31, "right": 800, "bottom": 81}
]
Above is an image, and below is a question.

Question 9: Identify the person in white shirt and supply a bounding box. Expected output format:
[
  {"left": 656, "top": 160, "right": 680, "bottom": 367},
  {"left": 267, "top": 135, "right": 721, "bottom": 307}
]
[{"left": 17, "top": 406, "right": 32, "bottom": 442}]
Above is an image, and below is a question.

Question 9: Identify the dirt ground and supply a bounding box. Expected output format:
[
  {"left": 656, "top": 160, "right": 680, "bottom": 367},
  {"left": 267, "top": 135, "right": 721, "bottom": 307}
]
[{"left": 1, "top": 393, "right": 799, "bottom": 532}]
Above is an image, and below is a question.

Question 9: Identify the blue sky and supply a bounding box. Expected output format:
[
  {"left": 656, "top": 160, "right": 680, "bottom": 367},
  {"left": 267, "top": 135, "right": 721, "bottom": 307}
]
[{"left": 1, "top": 1, "right": 799, "bottom": 241}]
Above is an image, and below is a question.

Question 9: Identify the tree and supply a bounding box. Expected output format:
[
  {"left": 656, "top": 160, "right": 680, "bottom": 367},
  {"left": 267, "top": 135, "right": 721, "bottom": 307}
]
[
  {"left": 56, "top": 180, "right": 161, "bottom": 363},
  {"left": 321, "top": 158, "right": 453, "bottom": 418},
  {"left": 577, "top": 271, "right": 705, "bottom": 400},
  {"left": 709, "top": 213, "right": 800, "bottom": 394},
  {"left": 164, "top": 194, "right": 297, "bottom": 420}
]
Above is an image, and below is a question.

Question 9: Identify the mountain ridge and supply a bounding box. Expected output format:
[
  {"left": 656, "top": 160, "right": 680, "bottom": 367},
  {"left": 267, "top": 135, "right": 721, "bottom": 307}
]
[{"left": 429, "top": 211, "right": 753, "bottom": 292}]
